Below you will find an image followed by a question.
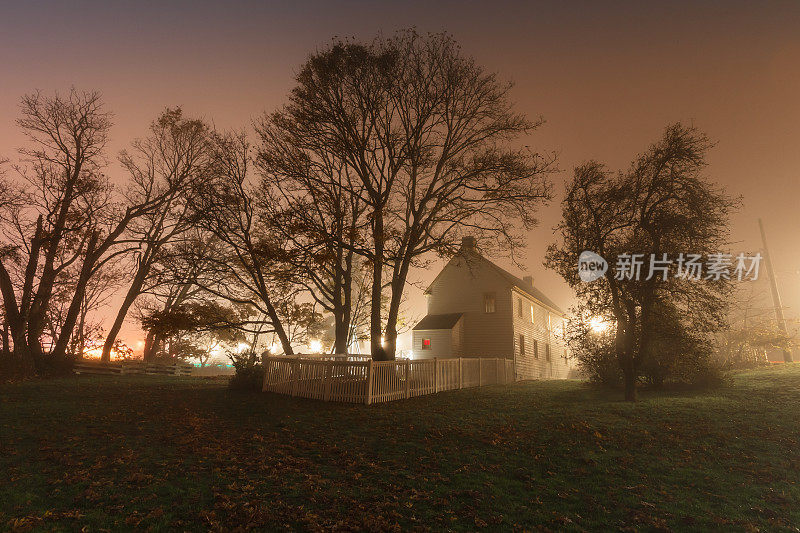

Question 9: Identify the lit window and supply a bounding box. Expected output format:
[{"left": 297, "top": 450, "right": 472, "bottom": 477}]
[
  {"left": 422, "top": 338, "right": 431, "bottom": 350},
  {"left": 519, "top": 334, "right": 525, "bottom": 355},
  {"left": 547, "top": 313, "right": 552, "bottom": 331},
  {"left": 484, "top": 292, "right": 496, "bottom": 313},
  {"left": 530, "top": 304, "right": 535, "bottom": 324}
]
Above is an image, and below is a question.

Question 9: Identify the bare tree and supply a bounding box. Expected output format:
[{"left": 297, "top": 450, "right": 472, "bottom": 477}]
[
  {"left": 135, "top": 232, "right": 216, "bottom": 360},
  {"left": 99, "top": 109, "right": 212, "bottom": 362},
  {"left": 547, "top": 124, "right": 737, "bottom": 400},
  {"left": 0, "top": 90, "right": 203, "bottom": 374},
  {"left": 258, "top": 30, "right": 554, "bottom": 359},
  {"left": 0, "top": 90, "right": 112, "bottom": 371},
  {"left": 189, "top": 131, "right": 298, "bottom": 354},
  {"left": 69, "top": 260, "right": 124, "bottom": 357},
  {"left": 0, "top": 165, "right": 21, "bottom": 360},
  {"left": 255, "top": 138, "right": 370, "bottom": 353}
]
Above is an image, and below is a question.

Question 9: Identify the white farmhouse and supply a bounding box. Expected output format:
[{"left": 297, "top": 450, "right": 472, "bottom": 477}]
[{"left": 412, "top": 237, "right": 573, "bottom": 380}]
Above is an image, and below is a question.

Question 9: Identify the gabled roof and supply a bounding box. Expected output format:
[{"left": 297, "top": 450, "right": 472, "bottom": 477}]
[
  {"left": 425, "top": 250, "right": 565, "bottom": 316},
  {"left": 487, "top": 259, "right": 565, "bottom": 316},
  {"left": 412, "top": 313, "right": 463, "bottom": 331}
]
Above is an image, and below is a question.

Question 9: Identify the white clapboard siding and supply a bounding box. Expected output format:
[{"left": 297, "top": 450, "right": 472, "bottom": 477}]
[
  {"left": 425, "top": 254, "right": 516, "bottom": 359},
  {"left": 262, "top": 355, "right": 515, "bottom": 404}
]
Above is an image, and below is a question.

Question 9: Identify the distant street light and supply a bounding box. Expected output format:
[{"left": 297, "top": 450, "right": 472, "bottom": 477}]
[
  {"left": 589, "top": 316, "right": 611, "bottom": 334},
  {"left": 309, "top": 340, "right": 323, "bottom": 353}
]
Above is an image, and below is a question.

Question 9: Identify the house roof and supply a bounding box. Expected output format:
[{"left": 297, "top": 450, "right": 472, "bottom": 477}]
[
  {"left": 412, "top": 313, "right": 463, "bottom": 331},
  {"left": 424, "top": 249, "right": 565, "bottom": 316},
  {"left": 487, "top": 259, "right": 565, "bottom": 316}
]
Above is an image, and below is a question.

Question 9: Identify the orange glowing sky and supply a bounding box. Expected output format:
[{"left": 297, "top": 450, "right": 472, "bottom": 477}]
[{"left": 2, "top": 1, "right": 799, "bottom": 352}]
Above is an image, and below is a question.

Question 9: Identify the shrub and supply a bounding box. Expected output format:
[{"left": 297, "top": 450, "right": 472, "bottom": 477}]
[
  {"left": 565, "top": 318, "right": 621, "bottom": 386},
  {"left": 0, "top": 355, "right": 31, "bottom": 381},
  {"left": 686, "top": 359, "right": 728, "bottom": 389},
  {"left": 228, "top": 361, "right": 265, "bottom": 391},
  {"left": 35, "top": 352, "right": 76, "bottom": 377},
  {"left": 372, "top": 346, "right": 393, "bottom": 361},
  {"left": 568, "top": 315, "right": 727, "bottom": 390}
]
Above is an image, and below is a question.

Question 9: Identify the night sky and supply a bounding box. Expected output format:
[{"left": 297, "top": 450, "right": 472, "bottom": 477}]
[{"left": 2, "top": 0, "right": 799, "bottom": 351}]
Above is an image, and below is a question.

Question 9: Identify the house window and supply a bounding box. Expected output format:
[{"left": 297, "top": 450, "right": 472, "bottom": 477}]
[
  {"left": 533, "top": 339, "right": 539, "bottom": 359},
  {"left": 547, "top": 313, "right": 552, "bottom": 331},
  {"left": 484, "top": 292, "right": 496, "bottom": 313},
  {"left": 519, "top": 334, "right": 525, "bottom": 355},
  {"left": 421, "top": 338, "right": 431, "bottom": 350},
  {"left": 530, "top": 304, "right": 535, "bottom": 324},
  {"left": 545, "top": 343, "right": 551, "bottom": 362},
  {"left": 517, "top": 297, "right": 523, "bottom": 318}
]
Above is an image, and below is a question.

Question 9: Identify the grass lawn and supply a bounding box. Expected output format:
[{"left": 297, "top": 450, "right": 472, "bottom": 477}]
[{"left": 2, "top": 366, "right": 800, "bottom": 531}]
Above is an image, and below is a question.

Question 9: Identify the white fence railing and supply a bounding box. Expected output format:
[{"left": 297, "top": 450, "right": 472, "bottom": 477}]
[
  {"left": 262, "top": 355, "right": 514, "bottom": 404},
  {"left": 73, "top": 360, "right": 194, "bottom": 376}
]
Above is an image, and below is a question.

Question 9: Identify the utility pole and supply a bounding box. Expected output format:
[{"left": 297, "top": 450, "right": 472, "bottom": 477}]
[{"left": 758, "top": 218, "right": 793, "bottom": 362}]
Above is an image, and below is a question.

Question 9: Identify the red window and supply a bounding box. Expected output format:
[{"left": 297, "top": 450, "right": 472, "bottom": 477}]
[{"left": 422, "top": 338, "right": 431, "bottom": 350}]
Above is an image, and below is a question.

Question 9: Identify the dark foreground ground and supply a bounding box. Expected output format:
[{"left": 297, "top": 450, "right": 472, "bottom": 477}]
[{"left": 2, "top": 366, "right": 800, "bottom": 531}]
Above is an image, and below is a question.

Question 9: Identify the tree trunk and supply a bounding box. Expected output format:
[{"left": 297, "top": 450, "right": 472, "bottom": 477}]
[
  {"left": 101, "top": 266, "right": 149, "bottom": 362},
  {"left": 384, "top": 280, "right": 403, "bottom": 360},
  {"left": 72, "top": 301, "right": 87, "bottom": 358},
  {"left": 0, "top": 261, "right": 35, "bottom": 374},
  {"left": 623, "top": 365, "right": 637, "bottom": 401},
  {"left": 331, "top": 249, "right": 347, "bottom": 355},
  {"left": 619, "top": 331, "right": 638, "bottom": 402},
  {"left": 614, "top": 308, "right": 638, "bottom": 402},
  {"left": 11, "top": 330, "right": 35, "bottom": 375},
  {"left": 334, "top": 312, "right": 350, "bottom": 354},
  {"left": 264, "top": 300, "right": 293, "bottom": 355},
  {"left": 50, "top": 234, "right": 99, "bottom": 360},
  {"left": 142, "top": 330, "right": 159, "bottom": 361},
  {"left": 1, "top": 322, "right": 9, "bottom": 358},
  {"left": 384, "top": 251, "right": 413, "bottom": 360},
  {"left": 369, "top": 211, "right": 384, "bottom": 359}
]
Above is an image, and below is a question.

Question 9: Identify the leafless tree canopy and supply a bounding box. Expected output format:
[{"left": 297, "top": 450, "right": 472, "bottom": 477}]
[
  {"left": 1, "top": 31, "right": 555, "bottom": 373},
  {"left": 258, "top": 30, "right": 554, "bottom": 358}
]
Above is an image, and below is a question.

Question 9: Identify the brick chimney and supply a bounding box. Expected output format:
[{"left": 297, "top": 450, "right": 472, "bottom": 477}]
[
  {"left": 523, "top": 275, "right": 534, "bottom": 287},
  {"left": 461, "top": 236, "right": 477, "bottom": 252}
]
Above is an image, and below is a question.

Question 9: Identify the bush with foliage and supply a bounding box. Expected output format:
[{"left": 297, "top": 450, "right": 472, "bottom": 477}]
[
  {"left": 228, "top": 359, "right": 265, "bottom": 391},
  {"left": 567, "top": 305, "right": 726, "bottom": 390},
  {"left": 34, "top": 351, "right": 77, "bottom": 377}
]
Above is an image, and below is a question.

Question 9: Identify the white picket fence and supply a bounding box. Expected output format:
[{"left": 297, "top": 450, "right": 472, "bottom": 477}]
[
  {"left": 73, "top": 359, "right": 194, "bottom": 376},
  {"left": 262, "top": 355, "right": 515, "bottom": 404}
]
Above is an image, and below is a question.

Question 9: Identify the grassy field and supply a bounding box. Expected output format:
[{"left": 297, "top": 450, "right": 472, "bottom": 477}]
[{"left": 2, "top": 366, "right": 800, "bottom": 531}]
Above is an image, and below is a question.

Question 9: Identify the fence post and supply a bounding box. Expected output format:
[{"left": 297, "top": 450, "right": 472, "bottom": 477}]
[
  {"left": 365, "top": 360, "right": 374, "bottom": 405},
  {"left": 496, "top": 358, "right": 501, "bottom": 384},
  {"left": 324, "top": 360, "right": 332, "bottom": 401},
  {"left": 479, "top": 358, "right": 483, "bottom": 387},
  {"left": 404, "top": 360, "right": 411, "bottom": 399},
  {"left": 458, "top": 358, "right": 463, "bottom": 389},
  {"left": 291, "top": 359, "right": 300, "bottom": 397},
  {"left": 434, "top": 358, "right": 439, "bottom": 393}
]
